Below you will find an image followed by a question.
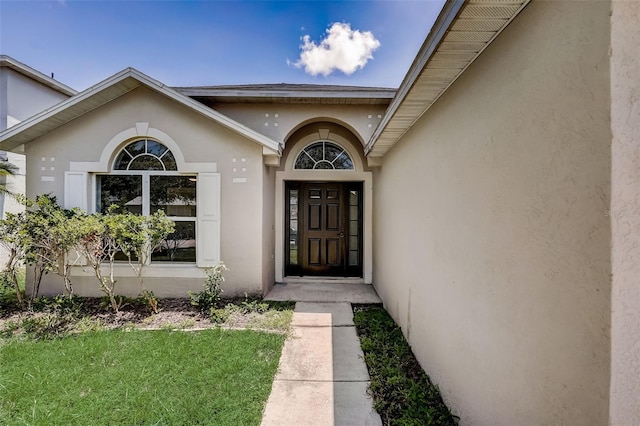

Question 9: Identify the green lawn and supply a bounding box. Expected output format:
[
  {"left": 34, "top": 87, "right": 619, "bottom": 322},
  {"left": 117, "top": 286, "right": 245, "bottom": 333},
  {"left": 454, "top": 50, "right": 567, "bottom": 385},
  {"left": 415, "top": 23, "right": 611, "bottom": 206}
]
[{"left": 0, "top": 329, "right": 285, "bottom": 425}]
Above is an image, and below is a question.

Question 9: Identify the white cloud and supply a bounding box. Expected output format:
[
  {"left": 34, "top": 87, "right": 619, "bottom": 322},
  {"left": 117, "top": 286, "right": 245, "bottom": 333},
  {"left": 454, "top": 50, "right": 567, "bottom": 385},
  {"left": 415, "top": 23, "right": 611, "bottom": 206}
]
[{"left": 295, "top": 23, "right": 381, "bottom": 76}]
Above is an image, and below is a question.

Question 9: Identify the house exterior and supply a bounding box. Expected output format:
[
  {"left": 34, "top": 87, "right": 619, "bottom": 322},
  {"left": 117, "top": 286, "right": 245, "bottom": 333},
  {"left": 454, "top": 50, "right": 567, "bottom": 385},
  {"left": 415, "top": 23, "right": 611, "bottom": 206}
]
[
  {"left": 1, "top": 0, "right": 639, "bottom": 425},
  {"left": 0, "top": 56, "right": 76, "bottom": 267}
]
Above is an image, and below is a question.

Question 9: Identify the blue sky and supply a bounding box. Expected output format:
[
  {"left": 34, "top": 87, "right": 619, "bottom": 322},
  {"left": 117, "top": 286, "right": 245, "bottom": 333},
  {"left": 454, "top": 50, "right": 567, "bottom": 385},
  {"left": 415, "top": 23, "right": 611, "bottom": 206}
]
[{"left": 0, "top": 1, "right": 445, "bottom": 91}]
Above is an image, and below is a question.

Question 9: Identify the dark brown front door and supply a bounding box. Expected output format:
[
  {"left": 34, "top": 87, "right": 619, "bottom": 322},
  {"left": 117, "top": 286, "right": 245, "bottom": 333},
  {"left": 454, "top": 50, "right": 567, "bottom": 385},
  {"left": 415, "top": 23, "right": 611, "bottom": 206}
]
[{"left": 285, "top": 181, "right": 362, "bottom": 277}]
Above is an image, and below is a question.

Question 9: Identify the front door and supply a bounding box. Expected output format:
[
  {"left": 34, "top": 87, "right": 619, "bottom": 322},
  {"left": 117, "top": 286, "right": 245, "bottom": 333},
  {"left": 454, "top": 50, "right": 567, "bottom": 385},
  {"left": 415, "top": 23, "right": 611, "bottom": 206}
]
[{"left": 285, "top": 181, "right": 362, "bottom": 277}]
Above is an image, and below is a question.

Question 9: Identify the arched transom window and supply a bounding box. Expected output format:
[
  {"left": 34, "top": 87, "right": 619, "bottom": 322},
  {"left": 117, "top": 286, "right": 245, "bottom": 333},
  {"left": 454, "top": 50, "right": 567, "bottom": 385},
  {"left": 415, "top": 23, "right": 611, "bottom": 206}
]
[
  {"left": 294, "top": 141, "right": 354, "bottom": 170},
  {"left": 98, "top": 139, "right": 196, "bottom": 263},
  {"left": 113, "top": 139, "right": 177, "bottom": 171}
]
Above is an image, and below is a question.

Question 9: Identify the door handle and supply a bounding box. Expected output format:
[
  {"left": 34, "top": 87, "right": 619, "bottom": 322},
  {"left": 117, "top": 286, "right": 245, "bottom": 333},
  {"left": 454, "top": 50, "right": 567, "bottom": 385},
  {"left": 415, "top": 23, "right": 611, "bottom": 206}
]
[{"left": 339, "top": 232, "right": 345, "bottom": 238}]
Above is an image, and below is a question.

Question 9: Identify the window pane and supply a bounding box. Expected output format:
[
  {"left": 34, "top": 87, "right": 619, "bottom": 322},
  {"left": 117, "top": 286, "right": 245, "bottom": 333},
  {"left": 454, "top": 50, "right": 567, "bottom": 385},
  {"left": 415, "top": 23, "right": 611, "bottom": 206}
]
[
  {"left": 113, "top": 151, "right": 132, "bottom": 170},
  {"left": 152, "top": 221, "right": 196, "bottom": 262},
  {"left": 129, "top": 155, "right": 164, "bottom": 171},
  {"left": 295, "top": 153, "right": 315, "bottom": 169},
  {"left": 97, "top": 175, "right": 142, "bottom": 214},
  {"left": 324, "top": 144, "right": 343, "bottom": 162},
  {"left": 333, "top": 154, "right": 354, "bottom": 170},
  {"left": 150, "top": 176, "right": 196, "bottom": 217},
  {"left": 349, "top": 250, "right": 358, "bottom": 266},
  {"left": 161, "top": 151, "right": 178, "bottom": 171},
  {"left": 314, "top": 161, "right": 333, "bottom": 169},
  {"left": 305, "top": 142, "right": 324, "bottom": 161},
  {"left": 126, "top": 140, "right": 146, "bottom": 158},
  {"left": 146, "top": 140, "right": 168, "bottom": 157},
  {"left": 289, "top": 189, "right": 298, "bottom": 265}
]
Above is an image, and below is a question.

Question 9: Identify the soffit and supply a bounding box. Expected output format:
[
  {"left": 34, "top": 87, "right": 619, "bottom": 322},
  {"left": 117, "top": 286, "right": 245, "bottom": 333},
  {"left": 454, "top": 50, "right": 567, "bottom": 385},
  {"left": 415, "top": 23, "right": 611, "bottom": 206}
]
[
  {"left": 175, "top": 84, "right": 396, "bottom": 105},
  {"left": 366, "top": 0, "right": 530, "bottom": 157}
]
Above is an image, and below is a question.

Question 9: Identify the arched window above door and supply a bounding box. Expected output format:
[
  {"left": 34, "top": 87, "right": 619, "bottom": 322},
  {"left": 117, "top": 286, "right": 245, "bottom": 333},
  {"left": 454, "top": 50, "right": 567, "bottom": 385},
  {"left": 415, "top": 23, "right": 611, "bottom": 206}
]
[{"left": 294, "top": 141, "right": 354, "bottom": 170}]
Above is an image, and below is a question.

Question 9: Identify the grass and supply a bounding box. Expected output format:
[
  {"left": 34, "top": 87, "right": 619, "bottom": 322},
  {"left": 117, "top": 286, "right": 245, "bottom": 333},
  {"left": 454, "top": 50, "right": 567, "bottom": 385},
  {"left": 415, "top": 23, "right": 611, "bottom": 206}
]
[
  {"left": 0, "top": 328, "right": 286, "bottom": 425},
  {"left": 353, "top": 305, "right": 458, "bottom": 426}
]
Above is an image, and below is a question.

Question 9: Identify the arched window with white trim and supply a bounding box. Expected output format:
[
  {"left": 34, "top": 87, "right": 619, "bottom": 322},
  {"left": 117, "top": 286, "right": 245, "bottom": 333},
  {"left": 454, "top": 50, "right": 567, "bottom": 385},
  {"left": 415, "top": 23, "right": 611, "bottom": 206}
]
[
  {"left": 96, "top": 139, "right": 196, "bottom": 263},
  {"left": 294, "top": 141, "right": 354, "bottom": 170}
]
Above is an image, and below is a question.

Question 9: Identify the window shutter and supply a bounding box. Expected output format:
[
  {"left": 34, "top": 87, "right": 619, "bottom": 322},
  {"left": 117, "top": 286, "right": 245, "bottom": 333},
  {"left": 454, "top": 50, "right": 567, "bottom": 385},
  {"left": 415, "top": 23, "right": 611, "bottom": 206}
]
[
  {"left": 196, "top": 173, "right": 221, "bottom": 267},
  {"left": 64, "top": 171, "right": 88, "bottom": 210},
  {"left": 64, "top": 171, "right": 89, "bottom": 266}
]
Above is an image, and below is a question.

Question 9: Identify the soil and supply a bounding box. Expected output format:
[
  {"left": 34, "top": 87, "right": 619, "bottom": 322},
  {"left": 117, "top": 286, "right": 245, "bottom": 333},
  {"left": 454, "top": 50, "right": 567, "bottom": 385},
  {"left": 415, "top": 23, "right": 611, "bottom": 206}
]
[{"left": 0, "top": 298, "right": 225, "bottom": 332}]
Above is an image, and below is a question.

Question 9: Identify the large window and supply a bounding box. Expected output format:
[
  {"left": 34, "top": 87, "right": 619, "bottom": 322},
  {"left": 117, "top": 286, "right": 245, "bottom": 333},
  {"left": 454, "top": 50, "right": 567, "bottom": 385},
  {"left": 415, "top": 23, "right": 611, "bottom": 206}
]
[{"left": 97, "top": 139, "right": 196, "bottom": 263}]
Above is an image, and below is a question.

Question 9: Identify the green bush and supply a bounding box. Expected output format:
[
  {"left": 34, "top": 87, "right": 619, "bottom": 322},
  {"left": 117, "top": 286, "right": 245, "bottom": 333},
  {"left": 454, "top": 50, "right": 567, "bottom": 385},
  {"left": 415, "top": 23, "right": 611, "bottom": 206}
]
[
  {"left": 353, "top": 306, "right": 458, "bottom": 426},
  {"left": 31, "top": 294, "right": 83, "bottom": 315},
  {"left": 189, "top": 263, "right": 227, "bottom": 312}
]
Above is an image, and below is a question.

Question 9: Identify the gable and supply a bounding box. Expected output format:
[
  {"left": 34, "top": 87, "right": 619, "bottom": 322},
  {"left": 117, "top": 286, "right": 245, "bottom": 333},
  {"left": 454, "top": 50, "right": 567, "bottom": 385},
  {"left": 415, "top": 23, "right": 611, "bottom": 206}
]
[{"left": 0, "top": 68, "right": 281, "bottom": 154}]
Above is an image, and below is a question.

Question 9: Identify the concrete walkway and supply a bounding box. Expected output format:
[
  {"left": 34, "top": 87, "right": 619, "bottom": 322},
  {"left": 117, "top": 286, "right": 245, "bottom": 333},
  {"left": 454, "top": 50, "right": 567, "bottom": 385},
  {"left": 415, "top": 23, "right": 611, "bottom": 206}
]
[{"left": 261, "top": 301, "right": 382, "bottom": 426}]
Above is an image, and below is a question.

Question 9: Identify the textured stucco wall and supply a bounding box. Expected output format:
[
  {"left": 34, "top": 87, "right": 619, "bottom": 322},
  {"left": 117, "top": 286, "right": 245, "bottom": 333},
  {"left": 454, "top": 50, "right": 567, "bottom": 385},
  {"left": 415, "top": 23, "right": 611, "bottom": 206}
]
[
  {"left": 262, "top": 164, "right": 276, "bottom": 295},
  {"left": 5, "top": 68, "right": 69, "bottom": 125},
  {"left": 213, "top": 103, "right": 386, "bottom": 147},
  {"left": 372, "top": 2, "right": 611, "bottom": 425},
  {"left": 610, "top": 1, "right": 640, "bottom": 424},
  {"left": 25, "top": 87, "right": 266, "bottom": 297}
]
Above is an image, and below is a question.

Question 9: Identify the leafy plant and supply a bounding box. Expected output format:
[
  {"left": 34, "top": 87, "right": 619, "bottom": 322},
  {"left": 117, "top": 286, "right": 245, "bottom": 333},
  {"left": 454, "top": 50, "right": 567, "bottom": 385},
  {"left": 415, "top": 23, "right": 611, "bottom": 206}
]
[
  {"left": 31, "top": 294, "right": 83, "bottom": 316},
  {"left": 76, "top": 212, "right": 123, "bottom": 311},
  {"left": 119, "top": 210, "right": 174, "bottom": 313},
  {"left": 0, "top": 210, "right": 29, "bottom": 308},
  {"left": 353, "top": 306, "right": 458, "bottom": 426},
  {"left": 25, "top": 196, "right": 85, "bottom": 300},
  {"left": 189, "top": 263, "right": 228, "bottom": 313}
]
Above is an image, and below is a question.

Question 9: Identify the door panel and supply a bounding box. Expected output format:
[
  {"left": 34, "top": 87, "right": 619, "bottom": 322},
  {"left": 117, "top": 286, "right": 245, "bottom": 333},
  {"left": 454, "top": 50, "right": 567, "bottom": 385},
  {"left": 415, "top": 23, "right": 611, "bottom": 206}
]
[{"left": 285, "top": 181, "right": 362, "bottom": 277}]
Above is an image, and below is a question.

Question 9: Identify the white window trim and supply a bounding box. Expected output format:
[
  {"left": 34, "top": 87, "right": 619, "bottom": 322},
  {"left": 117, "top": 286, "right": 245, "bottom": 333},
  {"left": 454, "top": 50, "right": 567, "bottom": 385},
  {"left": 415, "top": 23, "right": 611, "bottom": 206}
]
[{"left": 65, "top": 126, "right": 220, "bottom": 277}]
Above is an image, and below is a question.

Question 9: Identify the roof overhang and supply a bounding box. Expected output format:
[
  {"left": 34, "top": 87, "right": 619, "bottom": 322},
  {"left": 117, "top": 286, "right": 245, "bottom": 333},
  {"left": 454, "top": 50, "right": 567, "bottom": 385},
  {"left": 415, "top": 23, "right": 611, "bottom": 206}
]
[
  {"left": 366, "top": 0, "right": 530, "bottom": 157},
  {"left": 0, "top": 68, "right": 282, "bottom": 154},
  {"left": 175, "top": 84, "right": 396, "bottom": 105},
  {"left": 0, "top": 55, "right": 77, "bottom": 97}
]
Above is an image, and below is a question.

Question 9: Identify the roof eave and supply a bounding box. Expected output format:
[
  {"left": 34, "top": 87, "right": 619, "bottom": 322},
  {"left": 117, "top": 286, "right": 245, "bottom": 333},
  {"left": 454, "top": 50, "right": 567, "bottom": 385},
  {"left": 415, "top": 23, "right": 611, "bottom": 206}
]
[
  {"left": 365, "top": 0, "right": 531, "bottom": 157},
  {"left": 0, "top": 68, "right": 282, "bottom": 154},
  {"left": 0, "top": 55, "right": 77, "bottom": 97}
]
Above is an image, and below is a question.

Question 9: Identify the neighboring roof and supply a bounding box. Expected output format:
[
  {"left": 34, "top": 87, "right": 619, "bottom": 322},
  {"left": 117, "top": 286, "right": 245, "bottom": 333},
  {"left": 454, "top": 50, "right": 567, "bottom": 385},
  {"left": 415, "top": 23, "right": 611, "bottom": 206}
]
[
  {"left": 175, "top": 83, "right": 396, "bottom": 105},
  {"left": 0, "top": 55, "right": 77, "bottom": 97},
  {"left": 366, "top": 0, "right": 530, "bottom": 157},
  {"left": 0, "top": 68, "right": 281, "bottom": 153}
]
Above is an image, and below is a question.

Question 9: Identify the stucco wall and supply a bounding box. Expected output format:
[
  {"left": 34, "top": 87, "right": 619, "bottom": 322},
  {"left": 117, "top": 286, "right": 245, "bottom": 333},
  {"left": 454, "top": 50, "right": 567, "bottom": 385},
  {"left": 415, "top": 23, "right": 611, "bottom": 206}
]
[
  {"left": 24, "top": 87, "right": 266, "bottom": 298},
  {"left": 372, "top": 2, "right": 611, "bottom": 425},
  {"left": 4, "top": 68, "right": 69, "bottom": 126},
  {"left": 610, "top": 1, "right": 640, "bottom": 424},
  {"left": 214, "top": 103, "right": 386, "bottom": 147},
  {"left": 262, "top": 164, "right": 276, "bottom": 294}
]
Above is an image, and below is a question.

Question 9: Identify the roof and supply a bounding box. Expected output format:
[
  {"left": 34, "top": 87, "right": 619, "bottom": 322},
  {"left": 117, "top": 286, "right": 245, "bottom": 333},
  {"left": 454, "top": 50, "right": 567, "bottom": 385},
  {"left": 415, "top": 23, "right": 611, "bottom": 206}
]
[
  {"left": 175, "top": 83, "right": 396, "bottom": 105},
  {"left": 365, "top": 0, "right": 530, "bottom": 157},
  {"left": 0, "top": 55, "right": 77, "bottom": 97},
  {"left": 0, "top": 68, "right": 281, "bottom": 154}
]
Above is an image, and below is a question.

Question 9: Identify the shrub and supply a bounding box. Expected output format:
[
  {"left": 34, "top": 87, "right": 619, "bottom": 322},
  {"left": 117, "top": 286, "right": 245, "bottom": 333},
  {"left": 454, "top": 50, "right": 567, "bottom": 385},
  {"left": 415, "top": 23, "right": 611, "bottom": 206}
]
[{"left": 189, "top": 263, "right": 228, "bottom": 313}]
